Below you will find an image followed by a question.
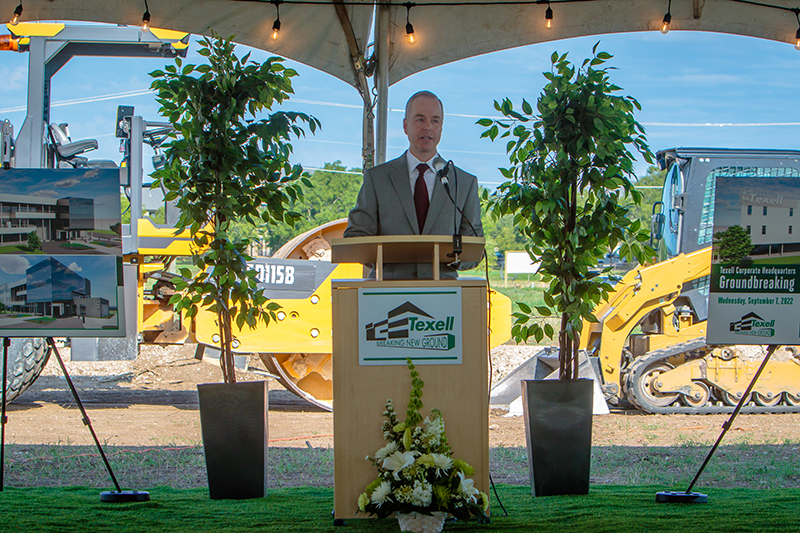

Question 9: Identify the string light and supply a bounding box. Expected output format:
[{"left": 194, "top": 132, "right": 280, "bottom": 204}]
[
  {"left": 142, "top": 0, "right": 151, "bottom": 31},
  {"left": 661, "top": 0, "right": 672, "bottom": 34},
  {"left": 272, "top": 0, "right": 282, "bottom": 40},
  {"left": 795, "top": 9, "right": 800, "bottom": 50},
  {"left": 545, "top": 2, "right": 553, "bottom": 29},
  {"left": 10, "top": 2, "right": 22, "bottom": 25},
  {"left": 404, "top": 2, "right": 416, "bottom": 45}
]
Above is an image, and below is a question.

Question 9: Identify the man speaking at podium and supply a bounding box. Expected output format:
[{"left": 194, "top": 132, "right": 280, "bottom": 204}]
[{"left": 344, "top": 91, "right": 483, "bottom": 279}]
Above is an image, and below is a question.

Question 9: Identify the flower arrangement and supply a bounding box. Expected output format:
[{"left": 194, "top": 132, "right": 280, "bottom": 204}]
[{"left": 358, "top": 359, "right": 489, "bottom": 523}]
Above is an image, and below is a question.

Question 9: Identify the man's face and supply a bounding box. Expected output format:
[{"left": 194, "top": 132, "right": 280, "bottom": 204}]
[{"left": 403, "top": 95, "right": 443, "bottom": 161}]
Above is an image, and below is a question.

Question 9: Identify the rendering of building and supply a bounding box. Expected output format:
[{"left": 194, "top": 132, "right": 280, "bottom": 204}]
[
  {"left": 0, "top": 193, "right": 95, "bottom": 245},
  {"left": 74, "top": 296, "right": 110, "bottom": 318},
  {"left": 26, "top": 256, "right": 91, "bottom": 317},
  {"left": 740, "top": 190, "right": 799, "bottom": 245},
  {"left": 0, "top": 279, "right": 30, "bottom": 313}
]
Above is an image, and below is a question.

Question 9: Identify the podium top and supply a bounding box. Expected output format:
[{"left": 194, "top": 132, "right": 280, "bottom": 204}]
[{"left": 330, "top": 235, "right": 485, "bottom": 265}]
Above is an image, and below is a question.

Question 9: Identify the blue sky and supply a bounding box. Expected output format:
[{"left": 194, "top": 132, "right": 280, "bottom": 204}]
[{"left": 1, "top": 26, "right": 799, "bottom": 189}]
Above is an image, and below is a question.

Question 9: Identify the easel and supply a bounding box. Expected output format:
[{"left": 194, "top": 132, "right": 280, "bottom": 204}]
[
  {"left": 0, "top": 337, "right": 149, "bottom": 502},
  {"left": 656, "top": 344, "right": 779, "bottom": 502}
]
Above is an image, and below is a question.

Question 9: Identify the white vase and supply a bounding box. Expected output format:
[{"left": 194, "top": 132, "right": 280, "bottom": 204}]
[{"left": 396, "top": 511, "right": 446, "bottom": 533}]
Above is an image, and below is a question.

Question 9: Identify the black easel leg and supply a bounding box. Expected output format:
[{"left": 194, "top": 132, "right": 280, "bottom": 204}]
[
  {"left": 45, "top": 338, "right": 122, "bottom": 493},
  {"left": 0, "top": 337, "right": 9, "bottom": 492},
  {"left": 685, "top": 343, "right": 779, "bottom": 494}
]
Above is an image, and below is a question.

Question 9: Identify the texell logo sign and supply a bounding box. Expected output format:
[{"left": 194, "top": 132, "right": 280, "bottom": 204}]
[
  {"left": 729, "top": 312, "right": 775, "bottom": 338},
  {"left": 365, "top": 301, "right": 456, "bottom": 351}
]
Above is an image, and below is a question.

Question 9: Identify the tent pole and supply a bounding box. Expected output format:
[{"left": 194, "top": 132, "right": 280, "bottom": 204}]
[{"left": 375, "top": 2, "right": 390, "bottom": 165}]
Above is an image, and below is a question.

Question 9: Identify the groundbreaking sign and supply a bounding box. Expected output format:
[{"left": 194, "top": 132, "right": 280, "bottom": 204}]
[
  {"left": 708, "top": 176, "right": 800, "bottom": 344},
  {"left": 358, "top": 287, "right": 462, "bottom": 365}
]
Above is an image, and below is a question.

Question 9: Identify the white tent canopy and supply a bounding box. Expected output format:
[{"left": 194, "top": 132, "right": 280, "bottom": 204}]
[{"left": 3, "top": 0, "right": 798, "bottom": 163}]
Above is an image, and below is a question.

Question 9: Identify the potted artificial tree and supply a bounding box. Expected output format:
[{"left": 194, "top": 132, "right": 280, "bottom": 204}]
[
  {"left": 150, "top": 33, "right": 319, "bottom": 499},
  {"left": 480, "top": 46, "right": 655, "bottom": 496}
]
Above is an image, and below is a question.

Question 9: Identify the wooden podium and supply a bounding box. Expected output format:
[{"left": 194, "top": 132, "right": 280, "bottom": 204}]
[{"left": 330, "top": 236, "right": 489, "bottom": 520}]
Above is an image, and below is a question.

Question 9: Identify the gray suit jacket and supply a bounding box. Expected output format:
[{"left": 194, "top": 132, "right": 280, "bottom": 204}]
[{"left": 344, "top": 152, "right": 484, "bottom": 279}]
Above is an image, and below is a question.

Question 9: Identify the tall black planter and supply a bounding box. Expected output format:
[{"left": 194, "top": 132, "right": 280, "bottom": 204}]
[
  {"left": 522, "top": 378, "right": 593, "bottom": 496},
  {"left": 197, "top": 381, "right": 268, "bottom": 499}
]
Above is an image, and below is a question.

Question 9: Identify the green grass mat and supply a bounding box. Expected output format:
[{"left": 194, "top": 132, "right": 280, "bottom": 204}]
[{"left": 0, "top": 484, "right": 797, "bottom": 532}]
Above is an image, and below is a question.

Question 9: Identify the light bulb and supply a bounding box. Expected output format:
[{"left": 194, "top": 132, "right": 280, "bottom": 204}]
[
  {"left": 661, "top": 13, "right": 671, "bottom": 34},
  {"left": 545, "top": 5, "right": 553, "bottom": 29},
  {"left": 796, "top": 28, "right": 800, "bottom": 50},
  {"left": 406, "top": 22, "right": 416, "bottom": 45},
  {"left": 272, "top": 19, "right": 281, "bottom": 40},
  {"left": 10, "top": 3, "right": 22, "bottom": 25},
  {"left": 142, "top": 11, "right": 150, "bottom": 31}
]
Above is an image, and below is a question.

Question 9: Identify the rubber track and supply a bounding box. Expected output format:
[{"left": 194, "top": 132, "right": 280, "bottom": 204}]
[
  {"left": 1, "top": 338, "right": 51, "bottom": 403},
  {"left": 626, "top": 339, "right": 800, "bottom": 414}
]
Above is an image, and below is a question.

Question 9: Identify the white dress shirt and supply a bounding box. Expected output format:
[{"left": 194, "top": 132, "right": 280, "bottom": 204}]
[{"left": 406, "top": 151, "right": 437, "bottom": 201}]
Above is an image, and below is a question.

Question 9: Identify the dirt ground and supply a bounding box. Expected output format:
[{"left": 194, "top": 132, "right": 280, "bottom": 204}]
[{"left": 5, "top": 344, "right": 800, "bottom": 449}]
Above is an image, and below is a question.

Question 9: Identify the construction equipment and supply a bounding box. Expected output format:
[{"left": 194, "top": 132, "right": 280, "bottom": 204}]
[
  {"left": 0, "top": 23, "right": 189, "bottom": 401},
  {"left": 580, "top": 148, "right": 800, "bottom": 413},
  {"left": 0, "top": 23, "right": 512, "bottom": 409}
]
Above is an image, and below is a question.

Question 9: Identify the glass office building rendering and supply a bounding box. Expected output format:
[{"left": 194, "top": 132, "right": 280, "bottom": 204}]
[{"left": 26, "top": 257, "right": 91, "bottom": 317}]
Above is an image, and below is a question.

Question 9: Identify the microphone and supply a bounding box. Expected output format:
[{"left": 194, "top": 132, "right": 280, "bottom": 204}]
[
  {"left": 432, "top": 156, "right": 451, "bottom": 192},
  {"left": 432, "top": 156, "right": 462, "bottom": 267}
]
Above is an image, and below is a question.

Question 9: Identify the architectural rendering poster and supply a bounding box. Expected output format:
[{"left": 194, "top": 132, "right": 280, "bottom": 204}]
[
  {"left": 358, "top": 287, "right": 462, "bottom": 366},
  {"left": 0, "top": 169, "right": 124, "bottom": 337},
  {"left": 708, "top": 176, "right": 800, "bottom": 345}
]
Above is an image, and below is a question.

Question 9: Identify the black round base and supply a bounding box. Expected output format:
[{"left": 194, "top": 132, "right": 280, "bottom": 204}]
[
  {"left": 100, "top": 490, "right": 151, "bottom": 503},
  {"left": 655, "top": 490, "right": 708, "bottom": 503}
]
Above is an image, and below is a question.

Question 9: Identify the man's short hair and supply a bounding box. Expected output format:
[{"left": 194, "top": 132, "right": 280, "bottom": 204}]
[{"left": 404, "top": 91, "right": 444, "bottom": 119}]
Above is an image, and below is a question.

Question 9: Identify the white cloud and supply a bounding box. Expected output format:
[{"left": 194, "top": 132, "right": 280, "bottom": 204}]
[
  {"left": 67, "top": 262, "right": 83, "bottom": 273},
  {"left": 0, "top": 65, "right": 26, "bottom": 93},
  {"left": 53, "top": 178, "right": 81, "bottom": 188},
  {"left": 29, "top": 189, "right": 58, "bottom": 198},
  {"left": 0, "top": 256, "right": 30, "bottom": 275}
]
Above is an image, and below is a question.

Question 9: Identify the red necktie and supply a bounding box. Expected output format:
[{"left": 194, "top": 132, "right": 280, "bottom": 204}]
[{"left": 414, "top": 163, "right": 429, "bottom": 233}]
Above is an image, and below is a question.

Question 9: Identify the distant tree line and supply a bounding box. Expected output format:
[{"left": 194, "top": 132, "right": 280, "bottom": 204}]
[{"left": 122, "top": 161, "right": 666, "bottom": 262}]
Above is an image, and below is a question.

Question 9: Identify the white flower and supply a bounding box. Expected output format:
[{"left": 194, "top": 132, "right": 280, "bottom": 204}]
[
  {"left": 370, "top": 481, "right": 392, "bottom": 507},
  {"left": 430, "top": 453, "right": 453, "bottom": 475},
  {"left": 422, "top": 415, "right": 445, "bottom": 446},
  {"left": 424, "top": 415, "right": 444, "bottom": 438},
  {"left": 457, "top": 471, "right": 479, "bottom": 504},
  {"left": 383, "top": 450, "right": 417, "bottom": 480},
  {"left": 374, "top": 441, "right": 399, "bottom": 461},
  {"left": 410, "top": 480, "right": 433, "bottom": 507}
]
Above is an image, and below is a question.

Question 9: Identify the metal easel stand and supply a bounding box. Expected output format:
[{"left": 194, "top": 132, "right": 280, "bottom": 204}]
[
  {"left": 43, "top": 338, "right": 149, "bottom": 502},
  {"left": 1, "top": 338, "right": 9, "bottom": 492},
  {"left": 656, "top": 344, "right": 779, "bottom": 503}
]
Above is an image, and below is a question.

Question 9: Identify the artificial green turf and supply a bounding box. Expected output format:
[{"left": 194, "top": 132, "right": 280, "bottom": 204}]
[{"left": 0, "top": 485, "right": 797, "bottom": 532}]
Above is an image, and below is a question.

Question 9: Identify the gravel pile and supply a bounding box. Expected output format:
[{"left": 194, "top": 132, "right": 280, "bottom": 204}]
[{"left": 39, "top": 342, "right": 549, "bottom": 394}]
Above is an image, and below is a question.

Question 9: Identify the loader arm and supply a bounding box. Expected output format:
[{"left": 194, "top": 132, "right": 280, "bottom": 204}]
[{"left": 580, "top": 247, "right": 712, "bottom": 389}]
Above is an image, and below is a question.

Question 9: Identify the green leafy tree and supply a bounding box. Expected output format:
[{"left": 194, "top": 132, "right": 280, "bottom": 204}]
[
  {"left": 150, "top": 33, "right": 319, "bottom": 383},
  {"left": 149, "top": 205, "right": 166, "bottom": 224},
  {"left": 230, "top": 161, "right": 362, "bottom": 252},
  {"left": 479, "top": 199, "right": 529, "bottom": 268},
  {"left": 479, "top": 46, "right": 656, "bottom": 380},
  {"left": 628, "top": 165, "right": 666, "bottom": 232},
  {"left": 26, "top": 230, "right": 41, "bottom": 251},
  {"left": 714, "top": 224, "right": 752, "bottom": 264},
  {"left": 120, "top": 195, "right": 131, "bottom": 224}
]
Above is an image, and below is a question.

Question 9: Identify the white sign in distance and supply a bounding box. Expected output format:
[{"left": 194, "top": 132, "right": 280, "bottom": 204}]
[
  {"left": 505, "top": 251, "right": 540, "bottom": 274},
  {"left": 357, "top": 287, "right": 463, "bottom": 365}
]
